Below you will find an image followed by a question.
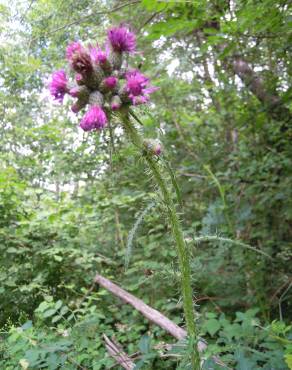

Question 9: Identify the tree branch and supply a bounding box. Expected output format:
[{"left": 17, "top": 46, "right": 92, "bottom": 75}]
[
  {"left": 31, "top": 0, "right": 140, "bottom": 42},
  {"left": 232, "top": 56, "right": 291, "bottom": 125}
]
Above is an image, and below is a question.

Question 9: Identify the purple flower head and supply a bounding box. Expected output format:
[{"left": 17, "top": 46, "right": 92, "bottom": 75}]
[
  {"left": 104, "top": 76, "right": 117, "bottom": 89},
  {"left": 89, "top": 44, "right": 109, "bottom": 65},
  {"left": 80, "top": 105, "right": 107, "bottom": 131},
  {"left": 125, "top": 70, "right": 158, "bottom": 105},
  {"left": 107, "top": 26, "right": 136, "bottom": 53},
  {"left": 66, "top": 42, "right": 83, "bottom": 60},
  {"left": 49, "top": 70, "right": 68, "bottom": 102}
]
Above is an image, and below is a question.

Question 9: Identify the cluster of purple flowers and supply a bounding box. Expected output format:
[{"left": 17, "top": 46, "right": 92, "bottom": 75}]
[{"left": 49, "top": 26, "right": 158, "bottom": 132}]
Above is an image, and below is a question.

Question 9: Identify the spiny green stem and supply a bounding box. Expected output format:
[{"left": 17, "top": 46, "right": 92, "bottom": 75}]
[{"left": 120, "top": 112, "right": 201, "bottom": 369}]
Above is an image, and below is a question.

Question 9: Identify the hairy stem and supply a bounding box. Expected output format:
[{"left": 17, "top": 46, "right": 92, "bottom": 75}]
[{"left": 120, "top": 112, "right": 200, "bottom": 369}]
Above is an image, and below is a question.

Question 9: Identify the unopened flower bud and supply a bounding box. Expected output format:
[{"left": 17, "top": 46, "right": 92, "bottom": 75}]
[
  {"left": 143, "top": 139, "right": 162, "bottom": 156},
  {"left": 71, "top": 98, "right": 87, "bottom": 113},
  {"left": 110, "top": 95, "right": 122, "bottom": 111},
  {"left": 69, "top": 85, "right": 90, "bottom": 99},
  {"left": 100, "top": 59, "right": 112, "bottom": 74},
  {"left": 75, "top": 73, "right": 84, "bottom": 85},
  {"left": 83, "top": 65, "right": 104, "bottom": 90},
  {"left": 99, "top": 76, "right": 118, "bottom": 93},
  {"left": 109, "top": 50, "right": 123, "bottom": 70},
  {"left": 69, "top": 87, "right": 79, "bottom": 98},
  {"left": 89, "top": 91, "right": 104, "bottom": 106},
  {"left": 118, "top": 85, "right": 131, "bottom": 103},
  {"left": 105, "top": 76, "right": 118, "bottom": 89}
]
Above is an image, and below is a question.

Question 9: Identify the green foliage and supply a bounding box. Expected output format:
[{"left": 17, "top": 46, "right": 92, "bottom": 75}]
[
  {"left": 2, "top": 298, "right": 291, "bottom": 369},
  {"left": 201, "top": 310, "right": 290, "bottom": 369}
]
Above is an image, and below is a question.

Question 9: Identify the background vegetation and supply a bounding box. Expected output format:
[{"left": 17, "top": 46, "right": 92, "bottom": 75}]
[{"left": 0, "top": 0, "right": 291, "bottom": 369}]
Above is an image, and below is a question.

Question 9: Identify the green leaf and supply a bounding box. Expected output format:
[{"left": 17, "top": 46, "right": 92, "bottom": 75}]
[
  {"left": 19, "top": 359, "right": 29, "bottom": 370},
  {"left": 205, "top": 312, "right": 217, "bottom": 319},
  {"left": 138, "top": 335, "right": 151, "bottom": 354},
  {"left": 54, "top": 300, "right": 63, "bottom": 310},
  {"left": 43, "top": 309, "right": 57, "bottom": 318},
  {"left": 52, "top": 315, "right": 62, "bottom": 323},
  {"left": 60, "top": 306, "right": 69, "bottom": 315},
  {"left": 24, "top": 349, "right": 41, "bottom": 366},
  {"left": 35, "top": 301, "right": 50, "bottom": 313},
  {"left": 21, "top": 321, "right": 33, "bottom": 330},
  {"left": 53, "top": 255, "right": 63, "bottom": 261},
  {"left": 205, "top": 319, "right": 221, "bottom": 336},
  {"left": 141, "top": 0, "right": 167, "bottom": 11},
  {"left": 285, "top": 354, "right": 292, "bottom": 370},
  {"left": 234, "top": 349, "right": 255, "bottom": 370}
]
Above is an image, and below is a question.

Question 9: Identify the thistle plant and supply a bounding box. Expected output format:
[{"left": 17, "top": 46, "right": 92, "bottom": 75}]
[{"left": 49, "top": 25, "right": 200, "bottom": 369}]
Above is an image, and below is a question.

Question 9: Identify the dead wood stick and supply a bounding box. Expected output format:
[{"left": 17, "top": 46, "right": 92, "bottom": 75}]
[
  {"left": 103, "top": 334, "right": 135, "bottom": 370},
  {"left": 95, "top": 273, "right": 187, "bottom": 341},
  {"left": 95, "top": 274, "right": 230, "bottom": 368}
]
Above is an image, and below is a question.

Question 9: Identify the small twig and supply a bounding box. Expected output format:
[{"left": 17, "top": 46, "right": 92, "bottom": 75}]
[
  {"left": 76, "top": 283, "right": 96, "bottom": 310},
  {"left": 279, "top": 282, "right": 292, "bottom": 321},
  {"left": 137, "top": 12, "right": 160, "bottom": 33},
  {"left": 194, "top": 295, "right": 223, "bottom": 313},
  {"left": 95, "top": 252, "right": 117, "bottom": 265},
  {"left": 270, "top": 278, "right": 292, "bottom": 303},
  {"left": 103, "top": 334, "right": 135, "bottom": 370},
  {"left": 65, "top": 353, "right": 88, "bottom": 370}
]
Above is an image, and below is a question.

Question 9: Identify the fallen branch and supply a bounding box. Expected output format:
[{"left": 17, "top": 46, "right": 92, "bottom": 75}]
[
  {"left": 103, "top": 334, "right": 135, "bottom": 370},
  {"left": 95, "top": 274, "right": 230, "bottom": 368},
  {"left": 95, "top": 273, "right": 186, "bottom": 340}
]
